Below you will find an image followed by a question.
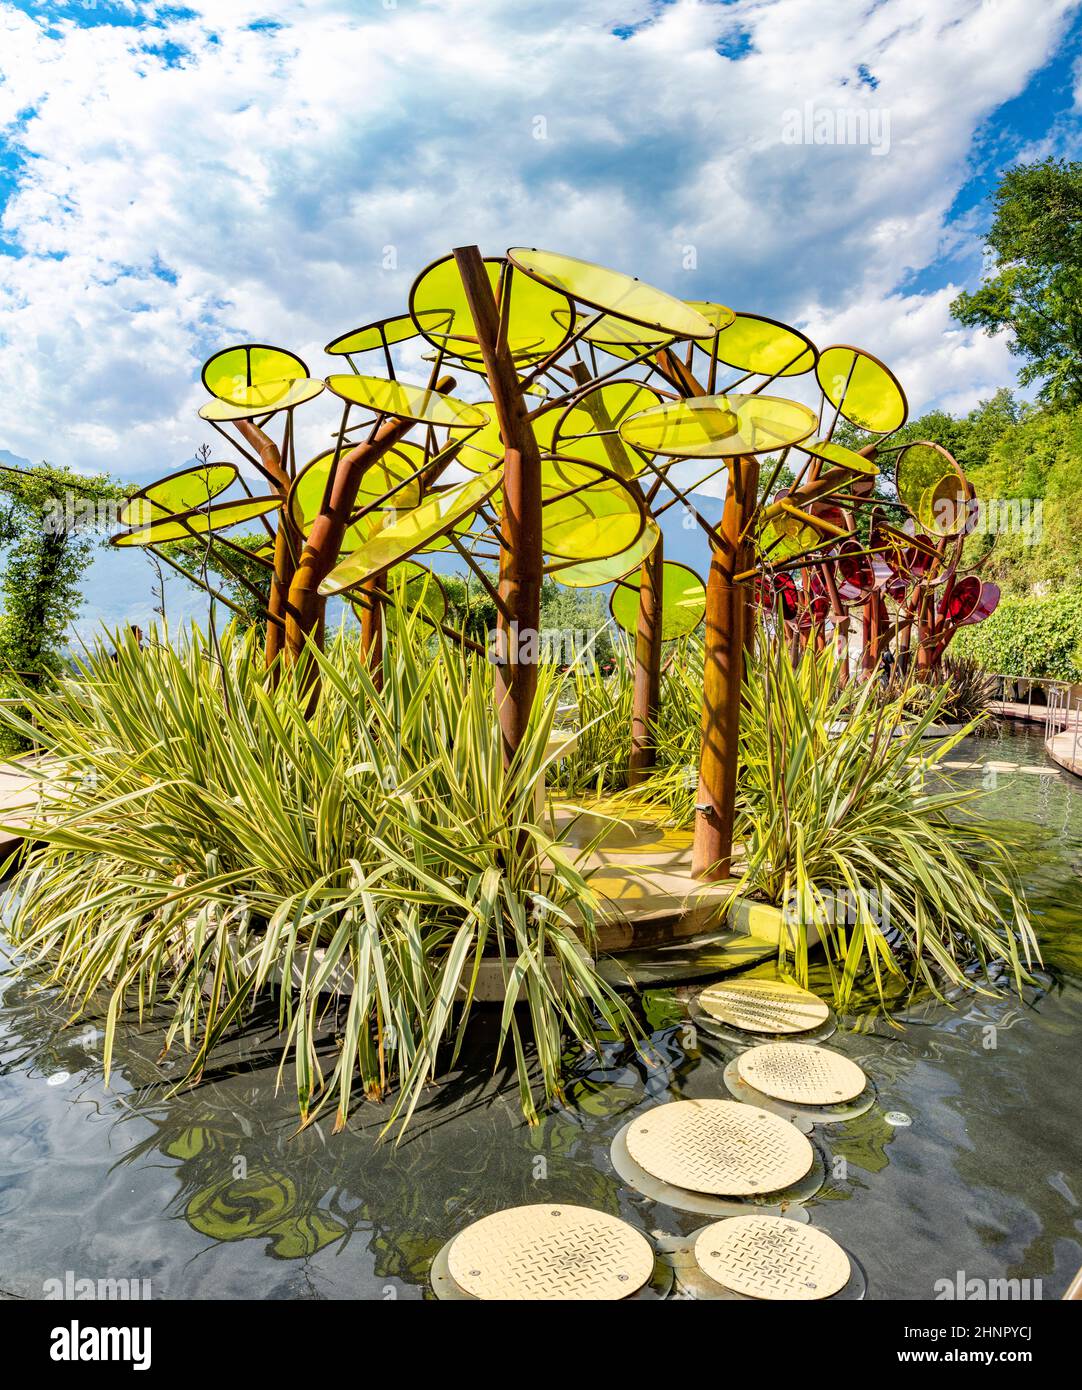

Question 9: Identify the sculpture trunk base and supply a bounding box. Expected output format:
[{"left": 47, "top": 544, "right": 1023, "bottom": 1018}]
[
  {"left": 692, "top": 456, "right": 758, "bottom": 882},
  {"left": 453, "top": 246, "right": 544, "bottom": 772},
  {"left": 628, "top": 533, "right": 664, "bottom": 786},
  {"left": 360, "top": 572, "right": 385, "bottom": 691}
]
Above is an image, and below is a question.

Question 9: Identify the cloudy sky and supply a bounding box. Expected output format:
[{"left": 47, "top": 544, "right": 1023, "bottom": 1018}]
[{"left": 1, "top": 0, "right": 1080, "bottom": 627}]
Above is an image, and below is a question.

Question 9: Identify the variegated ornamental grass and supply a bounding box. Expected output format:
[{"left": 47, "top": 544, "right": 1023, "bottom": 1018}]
[
  {"left": 733, "top": 642, "right": 1038, "bottom": 1005},
  {"left": 0, "top": 618, "right": 638, "bottom": 1134},
  {"left": 618, "top": 638, "right": 1039, "bottom": 1008}
]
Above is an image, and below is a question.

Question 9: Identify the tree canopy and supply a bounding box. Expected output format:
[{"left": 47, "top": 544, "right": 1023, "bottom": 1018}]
[
  {"left": 951, "top": 157, "right": 1082, "bottom": 407},
  {"left": 0, "top": 461, "right": 126, "bottom": 683}
]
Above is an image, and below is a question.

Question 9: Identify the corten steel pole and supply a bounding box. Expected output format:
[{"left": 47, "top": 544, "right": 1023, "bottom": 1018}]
[
  {"left": 453, "top": 246, "right": 544, "bottom": 769},
  {"left": 692, "top": 454, "right": 759, "bottom": 882},
  {"left": 359, "top": 570, "right": 386, "bottom": 690},
  {"left": 915, "top": 590, "right": 934, "bottom": 675},
  {"left": 821, "top": 562, "right": 850, "bottom": 685},
  {"left": 563, "top": 359, "right": 664, "bottom": 784},
  {"left": 234, "top": 418, "right": 298, "bottom": 670},
  {"left": 283, "top": 378, "right": 455, "bottom": 667},
  {"left": 629, "top": 534, "right": 664, "bottom": 785},
  {"left": 862, "top": 593, "right": 884, "bottom": 676}
]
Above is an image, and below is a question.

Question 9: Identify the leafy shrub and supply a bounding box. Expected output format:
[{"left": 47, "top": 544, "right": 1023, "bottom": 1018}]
[
  {"left": 952, "top": 586, "right": 1082, "bottom": 680},
  {"left": 902, "top": 655, "right": 999, "bottom": 727}
]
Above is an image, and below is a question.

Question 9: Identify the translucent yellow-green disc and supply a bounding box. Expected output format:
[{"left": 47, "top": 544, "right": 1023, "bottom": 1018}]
[
  {"left": 359, "top": 443, "right": 425, "bottom": 511},
  {"left": 554, "top": 308, "right": 673, "bottom": 349},
  {"left": 549, "top": 520, "right": 661, "bottom": 587},
  {"left": 112, "top": 496, "right": 281, "bottom": 547},
  {"left": 202, "top": 345, "right": 309, "bottom": 406},
  {"left": 119, "top": 463, "right": 238, "bottom": 526},
  {"left": 817, "top": 346, "right": 908, "bottom": 433},
  {"left": 917, "top": 473, "right": 969, "bottom": 537},
  {"left": 319, "top": 468, "right": 502, "bottom": 594},
  {"left": 325, "top": 374, "right": 488, "bottom": 430},
  {"left": 686, "top": 300, "right": 737, "bottom": 336},
  {"left": 610, "top": 561, "right": 706, "bottom": 640},
  {"left": 198, "top": 378, "right": 325, "bottom": 421},
  {"left": 409, "top": 254, "right": 573, "bottom": 366},
  {"left": 287, "top": 446, "right": 424, "bottom": 545},
  {"left": 895, "top": 441, "right": 955, "bottom": 516},
  {"left": 507, "top": 247, "right": 714, "bottom": 339},
  {"left": 713, "top": 313, "right": 816, "bottom": 377},
  {"left": 585, "top": 338, "right": 663, "bottom": 363},
  {"left": 757, "top": 512, "right": 829, "bottom": 563},
  {"left": 455, "top": 406, "right": 560, "bottom": 474},
  {"left": 380, "top": 561, "right": 449, "bottom": 634},
  {"left": 325, "top": 311, "right": 451, "bottom": 357},
  {"left": 541, "top": 462, "right": 645, "bottom": 560},
  {"left": 417, "top": 500, "right": 481, "bottom": 553},
  {"left": 619, "top": 393, "right": 817, "bottom": 458},
  {"left": 798, "top": 438, "right": 879, "bottom": 477},
  {"left": 554, "top": 380, "right": 662, "bottom": 479}
]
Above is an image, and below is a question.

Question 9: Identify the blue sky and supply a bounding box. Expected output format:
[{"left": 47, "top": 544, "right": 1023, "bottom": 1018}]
[{"left": 1, "top": 0, "right": 1081, "bottom": 632}]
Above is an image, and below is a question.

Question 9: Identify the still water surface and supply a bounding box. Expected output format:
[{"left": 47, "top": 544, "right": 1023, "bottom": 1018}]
[{"left": 1, "top": 725, "right": 1079, "bottom": 1300}]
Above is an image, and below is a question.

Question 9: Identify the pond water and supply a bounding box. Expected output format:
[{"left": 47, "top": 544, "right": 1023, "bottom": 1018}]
[{"left": 1, "top": 725, "right": 1079, "bottom": 1301}]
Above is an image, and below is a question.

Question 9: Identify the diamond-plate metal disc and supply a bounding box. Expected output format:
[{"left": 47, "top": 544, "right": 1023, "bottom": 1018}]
[
  {"left": 446, "top": 1204, "right": 654, "bottom": 1301},
  {"left": 698, "top": 979, "right": 829, "bottom": 1034},
  {"left": 722, "top": 1057, "right": 874, "bottom": 1124},
  {"left": 736, "top": 1043, "right": 867, "bottom": 1104},
  {"left": 610, "top": 1121, "right": 822, "bottom": 1216},
  {"left": 625, "top": 1100, "right": 813, "bottom": 1196},
  {"left": 693, "top": 1215, "right": 851, "bottom": 1300}
]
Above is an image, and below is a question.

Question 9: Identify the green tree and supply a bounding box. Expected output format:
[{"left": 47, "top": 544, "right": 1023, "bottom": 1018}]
[
  {"left": 951, "top": 158, "right": 1082, "bottom": 406},
  {"left": 0, "top": 461, "right": 126, "bottom": 682},
  {"left": 0, "top": 462, "right": 126, "bottom": 753}
]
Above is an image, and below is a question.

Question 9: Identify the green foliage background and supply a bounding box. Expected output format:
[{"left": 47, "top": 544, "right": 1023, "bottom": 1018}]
[{"left": 0, "top": 463, "right": 126, "bottom": 753}]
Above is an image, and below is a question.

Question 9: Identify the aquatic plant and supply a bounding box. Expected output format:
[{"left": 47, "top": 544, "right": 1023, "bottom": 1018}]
[{"left": 0, "top": 616, "right": 637, "bottom": 1134}]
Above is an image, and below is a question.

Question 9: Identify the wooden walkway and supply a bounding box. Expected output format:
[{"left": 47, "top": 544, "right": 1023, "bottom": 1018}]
[
  {"left": 989, "top": 686, "right": 1082, "bottom": 779},
  {"left": 0, "top": 756, "right": 43, "bottom": 866},
  {"left": 1046, "top": 728, "right": 1082, "bottom": 779}
]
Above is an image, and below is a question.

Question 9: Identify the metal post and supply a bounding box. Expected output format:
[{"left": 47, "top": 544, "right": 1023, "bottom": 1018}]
[
  {"left": 453, "top": 247, "right": 544, "bottom": 769},
  {"left": 692, "top": 455, "right": 759, "bottom": 881}
]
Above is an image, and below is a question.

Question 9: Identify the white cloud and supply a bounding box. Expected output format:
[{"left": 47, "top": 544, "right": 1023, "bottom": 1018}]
[{"left": 0, "top": 0, "right": 1078, "bottom": 480}]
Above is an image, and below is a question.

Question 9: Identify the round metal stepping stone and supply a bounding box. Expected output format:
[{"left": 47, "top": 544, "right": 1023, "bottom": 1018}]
[
  {"left": 611, "top": 1120, "right": 822, "bottom": 1217},
  {"left": 693, "top": 1214, "right": 851, "bottom": 1301},
  {"left": 698, "top": 978, "right": 829, "bottom": 1034},
  {"left": 430, "top": 1233, "right": 674, "bottom": 1301},
  {"left": 625, "top": 1099, "right": 813, "bottom": 1197},
  {"left": 722, "top": 1057, "right": 875, "bottom": 1125},
  {"left": 736, "top": 1043, "right": 866, "bottom": 1105},
  {"left": 444, "top": 1204, "right": 655, "bottom": 1301},
  {"left": 687, "top": 995, "right": 837, "bottom": 1047}
]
